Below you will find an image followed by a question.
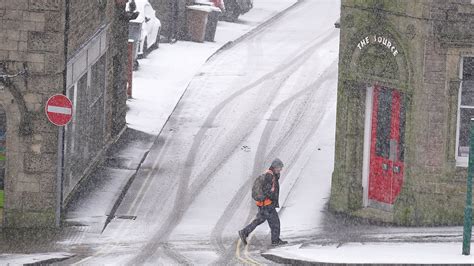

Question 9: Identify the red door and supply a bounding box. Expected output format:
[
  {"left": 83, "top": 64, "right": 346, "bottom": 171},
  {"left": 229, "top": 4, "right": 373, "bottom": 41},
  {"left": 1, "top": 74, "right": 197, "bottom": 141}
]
[{"left": 369, "top": 86, "right": 406, "bottom": 205}]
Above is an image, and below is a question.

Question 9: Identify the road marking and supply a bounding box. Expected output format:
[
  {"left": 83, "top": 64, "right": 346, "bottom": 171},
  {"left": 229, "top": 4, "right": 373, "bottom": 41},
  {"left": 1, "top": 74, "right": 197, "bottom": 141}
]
[
  {"left": 244, "top": 233, "right": 262, "bottom": 265},
  {"left": 128, "top": 153, "right": 161, "bottom": 213},
  {"left": 129, "top": 138, "right": 171, "bottom": 216},
  {"left": 236, "top": 239, "right": 258, "bottom": 266},
  {"left": 74, "top": 140, "right": 171, "bottom": 265},
  {"left": 235, "top": 234, "right": 263, "bottom": 266}
]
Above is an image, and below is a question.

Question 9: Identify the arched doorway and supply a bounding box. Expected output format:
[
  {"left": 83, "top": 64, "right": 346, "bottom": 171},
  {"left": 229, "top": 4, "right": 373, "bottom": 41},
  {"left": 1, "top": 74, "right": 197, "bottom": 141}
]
[
  {"left": 346, "top": 29, "right": 412, "bottom": 211},
  {"left": 0, "top": 105, "right": 5, "bottom": 223}
]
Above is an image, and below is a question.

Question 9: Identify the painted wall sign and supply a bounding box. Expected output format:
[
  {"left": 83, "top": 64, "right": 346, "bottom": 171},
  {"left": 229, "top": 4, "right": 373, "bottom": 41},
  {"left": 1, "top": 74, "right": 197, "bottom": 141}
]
[{"left": 357, "top": 35, "right": 399, "bottom": 57}]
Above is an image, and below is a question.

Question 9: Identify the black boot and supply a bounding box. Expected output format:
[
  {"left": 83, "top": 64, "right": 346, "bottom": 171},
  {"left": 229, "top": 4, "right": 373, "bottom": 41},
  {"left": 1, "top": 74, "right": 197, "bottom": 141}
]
[
  {"left": 271, "top": 239, "right": 288, "bottom": 246},
  {"left": 238, "top": 230, "right": 248, "bottom": 245}
]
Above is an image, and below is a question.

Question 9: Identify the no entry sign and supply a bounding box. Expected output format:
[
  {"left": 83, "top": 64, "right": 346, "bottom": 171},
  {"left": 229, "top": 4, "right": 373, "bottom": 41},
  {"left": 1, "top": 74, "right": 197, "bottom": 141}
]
[{"left": 45, "top": 94, "right": 73, "bottom": 126}]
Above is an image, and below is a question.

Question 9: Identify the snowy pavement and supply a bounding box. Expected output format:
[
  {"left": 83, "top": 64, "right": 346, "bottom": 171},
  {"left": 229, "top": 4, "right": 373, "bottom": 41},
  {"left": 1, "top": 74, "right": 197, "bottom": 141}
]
[
  {"left": 264, "top": 221, "right": 473, "bottom": 264},
  {"left": 126, "top": 0, "right": 298, "bottom": 135},
  {"left": 0, "top": 252, "right": 74, "bottom": 265},
  {"left": 264, "top": 242, "right": 474, "bottom": 264}
]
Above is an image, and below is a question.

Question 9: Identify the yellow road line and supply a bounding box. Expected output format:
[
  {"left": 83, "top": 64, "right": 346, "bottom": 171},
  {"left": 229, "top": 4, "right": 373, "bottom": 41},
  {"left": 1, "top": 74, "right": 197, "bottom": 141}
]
[
  {"left": 236, "top": 239, "right": 259, "bottom": 265},
  {"left": 129, "top": 139, "right": 171, "bottom": 216},
  {"left": 75, "top": 141, "right": 171, "bottom": 264},
  {"left": 244, "top": 233, "right": 263, "bottom": 265}
]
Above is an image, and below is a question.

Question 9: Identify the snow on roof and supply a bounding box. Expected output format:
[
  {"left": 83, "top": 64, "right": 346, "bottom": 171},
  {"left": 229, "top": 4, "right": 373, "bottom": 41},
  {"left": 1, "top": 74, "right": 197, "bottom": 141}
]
[
  {"left": 194, "top": 0, "right": 214, "bottom": 6},
  {"left": 187, "top": 5, "right": 221, "bottom": 13}
]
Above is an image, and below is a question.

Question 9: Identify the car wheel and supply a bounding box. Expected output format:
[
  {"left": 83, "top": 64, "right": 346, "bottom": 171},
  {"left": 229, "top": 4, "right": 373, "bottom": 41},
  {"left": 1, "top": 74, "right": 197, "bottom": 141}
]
[
  {"left": 231, "top": 8, "right": 240, "bottom": 21},
  {"left": 142, "top": 38, "right": 148, "bottom": 58},
  {"left": 133, "top": 59, "right": 139, "bottom": 71},
  {"left": 155, "top": 28, "right": 160, "bottom": 49},
  {"left": 229, "top": 1, "right": 241, "bottom": 22}
]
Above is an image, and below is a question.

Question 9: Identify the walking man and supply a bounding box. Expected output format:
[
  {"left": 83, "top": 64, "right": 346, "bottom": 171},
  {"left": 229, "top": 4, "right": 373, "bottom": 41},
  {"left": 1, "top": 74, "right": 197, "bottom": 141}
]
[{"left": 238, "top": 158, "right": 288, "bottom": 246}]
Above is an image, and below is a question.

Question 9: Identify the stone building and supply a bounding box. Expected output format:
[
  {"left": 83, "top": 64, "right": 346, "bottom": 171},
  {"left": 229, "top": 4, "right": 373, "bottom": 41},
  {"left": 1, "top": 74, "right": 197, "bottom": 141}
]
[
  {"left": 0, "top": 0, "right": 129, "bottom": 227},
  {"left": 330, "top": 0, "right": 474, "bottom": 225}
]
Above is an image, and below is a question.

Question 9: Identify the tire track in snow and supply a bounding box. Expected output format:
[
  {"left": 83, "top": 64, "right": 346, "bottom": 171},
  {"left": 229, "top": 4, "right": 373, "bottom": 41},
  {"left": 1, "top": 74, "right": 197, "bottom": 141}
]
[
  {"left": 212, "top": 60, "right": 338, "bottom": 265},
  {"left": 130, "top": 29, "right": 337, "bottom": 264}
]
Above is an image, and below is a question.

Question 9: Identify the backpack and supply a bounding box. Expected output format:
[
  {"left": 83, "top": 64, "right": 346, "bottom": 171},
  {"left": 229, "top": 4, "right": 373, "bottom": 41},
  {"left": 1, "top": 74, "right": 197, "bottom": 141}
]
[{"left": 251, "top": 174, "right": 267, "bottom": 201}]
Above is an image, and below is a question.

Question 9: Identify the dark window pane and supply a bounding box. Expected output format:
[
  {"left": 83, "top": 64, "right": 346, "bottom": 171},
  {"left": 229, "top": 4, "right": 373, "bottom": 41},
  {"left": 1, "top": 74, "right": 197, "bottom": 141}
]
[
  {"left": 458, "top": 108, "right": 474, "bottom": 157},
  {"left": 461, "top": 81, "right": 474, "bottom": 106},
  {"left": 88, "top": 55, "right": 106, "bottom": 157},
  {"left": 90, "top": 55, "right": 106, "bottom": 103},
  {"left": 464, "top": 57, "right": 474, "bottom": 81},
  {"left": 376, "top": 88, "right": 392, "bottom": 158}
]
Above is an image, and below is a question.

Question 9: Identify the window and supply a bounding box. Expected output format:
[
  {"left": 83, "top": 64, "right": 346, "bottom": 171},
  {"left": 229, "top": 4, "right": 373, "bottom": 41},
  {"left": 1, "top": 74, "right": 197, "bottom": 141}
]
[
  {"left": 63, "top": 27, "right": 108, "bottom": 197},
  {"left": 88, "top": 55, "right": 106, "bottom": 156},
  {"left": 456, "top": 57, "right": 474, "bottom": 165},
  {"left": 376, "top": 88, "right": 392, "bottom": 159},
  {"left": 65, "top": 55, "right": 107, "bottom": 195}
]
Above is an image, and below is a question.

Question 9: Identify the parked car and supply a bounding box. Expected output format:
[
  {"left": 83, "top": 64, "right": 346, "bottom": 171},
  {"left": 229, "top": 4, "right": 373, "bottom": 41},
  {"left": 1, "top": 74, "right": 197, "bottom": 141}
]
[
  {"left": 126, "top": 0, "right": 161, "bottom": 58},
  {"left": 222, "top": 0, "right": 253, "bottom": 22}
]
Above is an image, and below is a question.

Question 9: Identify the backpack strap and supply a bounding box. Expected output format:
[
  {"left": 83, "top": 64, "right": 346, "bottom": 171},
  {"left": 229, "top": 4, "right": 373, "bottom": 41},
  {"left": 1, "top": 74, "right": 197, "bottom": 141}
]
[{"left": 266, "top": 170, "right": 276, "bottom": 192}]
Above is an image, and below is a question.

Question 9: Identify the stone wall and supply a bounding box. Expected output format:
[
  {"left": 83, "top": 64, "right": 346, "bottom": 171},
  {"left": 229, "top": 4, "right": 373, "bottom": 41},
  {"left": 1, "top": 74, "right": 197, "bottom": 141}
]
[
  {"left": 330, "top": 0, "right": 474, "bottom": 226},
  {"left": 67, "top": 1, "right": 108, "bottom": 59},
  {"left": 0, "top": 0, "right": 128, "bottom": 227},
  {"left": 394, "top": 0, "right": 474, "bottom": 225},
  {"left": 0, "top": 0, "right": 66, "bottom": 227},
  {"left": 109, "top": 2, "right": 129, "bottom": 138}
]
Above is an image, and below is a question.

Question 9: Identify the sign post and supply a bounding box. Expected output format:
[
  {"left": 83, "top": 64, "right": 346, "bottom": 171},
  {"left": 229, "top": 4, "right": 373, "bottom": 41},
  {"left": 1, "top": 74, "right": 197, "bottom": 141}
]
[
  {"left": 463, "top": 118, "right": 474, "bottom": 255},
  {"left": 45, "top": 94, "right": 72, "bottom": 227},
  {"left": 45, "top": 94, "right": 73, "bottom": 126}
]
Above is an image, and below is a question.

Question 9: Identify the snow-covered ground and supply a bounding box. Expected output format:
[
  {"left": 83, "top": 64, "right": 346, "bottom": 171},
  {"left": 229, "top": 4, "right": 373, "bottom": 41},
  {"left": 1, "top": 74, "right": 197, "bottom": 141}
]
[
  {"left": 126, "top": 0, "right": 298, "bottom": 135},
  {"left": 70, "top": 0, "right": 342, "bottom": 264},
  {"left": 265, "top": 242, "right": 474, "bottom": 264},
  {"left": 0, "top": 1, "right": 299, "bottom": 265},
  {"left": 3, "top": 0, "right": 471, "bottom": 265},
  {"left": 0, "top": 252, "right": 73, "bottom": 265}
]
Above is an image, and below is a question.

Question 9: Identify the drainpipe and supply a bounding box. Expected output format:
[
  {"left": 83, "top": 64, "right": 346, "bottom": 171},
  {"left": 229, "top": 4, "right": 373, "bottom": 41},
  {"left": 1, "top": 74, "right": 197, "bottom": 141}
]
[{"left": 56, "top": 0, "right": 70, "bottom": 228}]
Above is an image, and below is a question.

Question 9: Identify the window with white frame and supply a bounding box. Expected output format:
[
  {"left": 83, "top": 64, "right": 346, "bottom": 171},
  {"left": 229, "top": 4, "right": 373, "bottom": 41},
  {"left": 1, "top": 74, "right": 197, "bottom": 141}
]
[
  {"left": 456, "top": 57, "right": 474, "bottom": 165},
  {"left": 63, "top": 27, "right": 108, "bottom": 197}
]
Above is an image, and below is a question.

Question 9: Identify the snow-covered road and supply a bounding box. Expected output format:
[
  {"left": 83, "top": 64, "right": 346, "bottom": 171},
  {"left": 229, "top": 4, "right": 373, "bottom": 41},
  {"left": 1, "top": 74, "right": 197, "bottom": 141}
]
[{"left": 71, "top": 0, "right": 340, "bottom": 264}]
